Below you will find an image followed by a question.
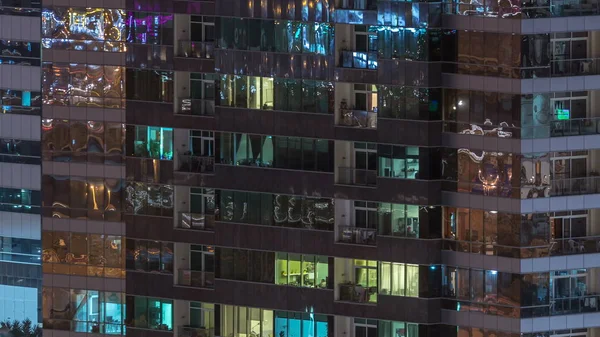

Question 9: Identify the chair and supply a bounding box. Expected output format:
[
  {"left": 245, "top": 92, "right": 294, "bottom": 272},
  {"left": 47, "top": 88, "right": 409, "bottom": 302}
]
[{"left": 569, "top": 239, "right": 577, "bottom": 253}]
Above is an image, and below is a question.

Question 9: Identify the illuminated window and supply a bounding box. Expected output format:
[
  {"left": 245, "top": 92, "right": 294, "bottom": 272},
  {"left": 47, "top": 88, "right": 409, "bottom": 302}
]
[
  {"left": 43, "top": 288, "right": 125, "bottom": 334},
  {"left": 275, "top": 253, "right": 329, "bottom": 288},
  {"left": 130, "top": 126, "right": 174, "bottom": 160},
  {"left": 378, "top": 321, "right": 419, "bottom": 337},
  {"left": 378, "top": 262, "right": 419, "bottom": 297},
  {"left": 274, "top": 311, "right": 329, "bottom": 337},
  {"left": 377, "top": 145, "right": 420, "bottom": 179},
  {"left": 125, "top": 296, "right": 173, "bottom": 330}
]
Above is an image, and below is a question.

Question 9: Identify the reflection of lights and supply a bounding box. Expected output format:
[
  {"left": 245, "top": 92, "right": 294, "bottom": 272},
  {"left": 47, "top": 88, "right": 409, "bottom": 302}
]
[
  {"left": 458, "top": 124, "right": 512, "bottom": 138},
  {"left": 43, "top": 8, "right": 126, "bottom": 44},
  {"left": 478, "top": 168, "right": 500, "bottom": 195},
  {"left": 489, "top": 211, "right": 498, "bottom": 214},
  {"left": 490, "top": 270, "right": 497, "bottom": 275},
  {"left": 458, "top": 100, "right": 464, "bottom": 106},
  {"left": 90, "top": 184, "right": 99, "bottom": 210},
  {"left": 42, "top": 118, "right": 54, "bottom": 130}
]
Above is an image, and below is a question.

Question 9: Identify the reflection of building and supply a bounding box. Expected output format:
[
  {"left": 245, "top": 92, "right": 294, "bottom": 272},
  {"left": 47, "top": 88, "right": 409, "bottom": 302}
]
[{"left": 28, "top": 1, "right": 600, "bottom": 337}]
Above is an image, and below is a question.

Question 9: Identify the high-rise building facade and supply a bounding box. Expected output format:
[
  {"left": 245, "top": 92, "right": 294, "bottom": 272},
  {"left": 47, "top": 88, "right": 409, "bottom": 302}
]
[
  {"left": 29, "top": 0, "right": 600, "bottom": 337},
  {"left": 0, "top": 0, "right": 43, "bottom": 326}
]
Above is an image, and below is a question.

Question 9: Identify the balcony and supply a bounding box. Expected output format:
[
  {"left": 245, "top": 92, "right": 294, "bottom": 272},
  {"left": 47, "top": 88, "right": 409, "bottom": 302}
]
[
  {"left": 445, "top": 58, "right": 600, "bottom": 79},
  {"left": 175, "top": 151, "right": 215, "bottom": 173},
  {"left": 338, "top": 109, "right": 377, "bottom": 129},
  {"left": 43, "top": 319, "right": 125, "bottom": 334},
  {"left": 551, "top": 294, "right": 600, "bottom": 315},
  {"left": 178, "top": 98, "right": 215, "bottom": 116},
  {"left": 339, "top": 50, "right": 378, "bottom": 69},
  {"left": 176, "top": 41, "right": 214, "bottom": 59},
  {"left": 337, "top": 167, "right": 377, "bottom": 186},
  {"left": 177, "top": 212, "right": 216, "bottom": 231},
  {"left": 442, "top": 0, "right": 600, "bottom": 18},
  {"left": 548, "top": 118, "right": 600, "bottom": 137},
  {"left": 519, "top": 293, "right": 600, "bottom": 317},
  {"left": 445, "top": 235, "right": 600, "bottom": 258},
  {"left": 338, "top": 283, "right": 377, "bottom": 303},
  {"left": 338, "top": 225, "right": 377, "bottom": 245},
  {"left": 177, "top": 269, "right": 215, "bottom": 288},
  {"left": 550, "top": 176, "right": 600, "bottom": 196},
  {"left": 550, "top": 236, "right": 600, "bottom": 255},
  {"left": 446, "top": 118, "right": 600, "bottom": 141},
  {"left": 526, "top": 58, "right": 600, "bottom": 78},
  {"left": 178, "top": 326, "right": 214, "bottom": 337},
  {"left": 176, "top": 154, "right": 215, "bottom": 174}
]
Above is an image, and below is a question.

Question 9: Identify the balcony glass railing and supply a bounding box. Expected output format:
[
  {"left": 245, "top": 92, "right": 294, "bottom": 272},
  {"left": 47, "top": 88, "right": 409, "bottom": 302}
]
[
  {"left": 524, "top": 58, "right": 600, "bottom": 78},
  {"left": 550, "top": 176, "right": 600, "bottom": 196},
  {"left": 177, "top": 41, "right": 214, "bottom": 59},
  {"left": 443, "top": 295, "right": 600, "bottom": 318},
  {"left": 176, "top": 154, "right": 215, "bottom": 173},
  {"left": 443, "top": 58, "right": 600, "bottom": 79},
  {"left": 338, "top": 225, "right": 377, "bottom": 245},
  {"left": 339, "top": 50, "right": 378, "bottom": 69},
  {"left": 338, "top": 109, "right": 377, "bottom": 129},
  {"left": 444, "top": 235, "right": 600, "bottom": 258},
  {"left": 177, "top": 269, "right": 215, "bottom": 288},
  {"left": 337, "top": 167, "right": 377, "bottom": 186},
  {"left": 178, "top": 98, "right": 215, "bottom": 116},
  {"left": 551, "top": 294, "right": 600, "bottom": 315},
  {"left": 178, "top": 326, "right": 215, "bottom": 337},
  {"left": 521, "top": 293, "right": 600, "bottom": 317},
  {"left": 442, "top": 0, "right": 600, "bottom": 18},
  {"left": 338, "top": 283, "right": 378, "bottom": 303},
  {"left": 445, "top": 118, "right": 600, "bottom": 139},
  {"left": 178, "top": 212, "right": 215, "bottom": 231},
  {"left": 442, "top": 121, "right": 518, "bottom": 138},
  {"left": 550, "top": 236, "right": 600, "bottom": 255},
  {"left": 337, "top": 0, "right": 378, "bottom": 10}
]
